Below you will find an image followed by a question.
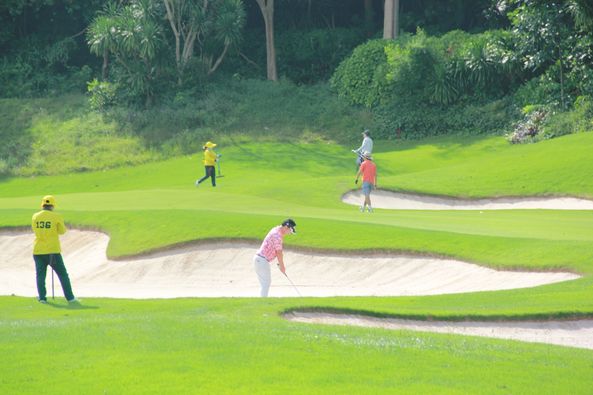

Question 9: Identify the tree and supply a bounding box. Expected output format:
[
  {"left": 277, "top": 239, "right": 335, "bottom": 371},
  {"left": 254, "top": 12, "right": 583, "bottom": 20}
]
[
  {"left": 88, "top": 0, "right": 164, "bottom": 106},
  {"left": 255, "top": 0, "right": 277, "bottom": 81},
  {"left": 87, "top": 2, "right": 120, "bottom": 80},
  {"left": 507, "top": 0, "right": 575, "bottom": 108},
  {"left": 88, "top": 0, "right": 245, "bottom": 104},
  {"left": 163, "top": 0, "right": 245, "bottom": 85},
  {"left": 570, "top": 0, "right": 593, "bottom": 30},
  {"left": 383, "top": 0, "right": 399, "bottom": 39}
]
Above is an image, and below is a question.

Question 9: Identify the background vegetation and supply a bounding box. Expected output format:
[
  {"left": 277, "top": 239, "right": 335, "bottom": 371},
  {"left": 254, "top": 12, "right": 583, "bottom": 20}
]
[{"left": 1, "top": 0, "right": 592, "bottom": 177}]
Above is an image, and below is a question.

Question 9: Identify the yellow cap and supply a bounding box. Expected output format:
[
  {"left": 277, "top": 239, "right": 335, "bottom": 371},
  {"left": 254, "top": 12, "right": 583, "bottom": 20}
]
[
  {"left": 41, "top": 195, "right": 56, "bottom": 208},
  {"left": 204, "top": 141, "right": 217, "bottom": 148}
]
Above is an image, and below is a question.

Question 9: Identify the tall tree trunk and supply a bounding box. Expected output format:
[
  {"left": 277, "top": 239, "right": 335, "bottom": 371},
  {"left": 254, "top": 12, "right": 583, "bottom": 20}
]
[
  {"left": 559, "top": 46, "right": 565, "bottom": 109},
  {"left": 255, "top": 0, "right": 277, "bottom": 81},
  {"left": 393, "top": 0, "right": 399, "bottom": 39},
  {"left": 102, "top": 49, "right": 109, "bottom": 80},
  {"left": 383, "top": 0, "right": 399, "bottom": 39},
  {"left": 163, "top": 0, "right": 183, "bottom": 85}
]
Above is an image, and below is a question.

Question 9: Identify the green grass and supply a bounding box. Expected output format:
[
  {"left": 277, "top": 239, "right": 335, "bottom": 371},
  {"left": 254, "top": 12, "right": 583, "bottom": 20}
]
[
  {"left": 0, "top": 95, "right": 154, "bottom": 176},
  {"left": 1, "top": 297, "right": 592, "bottom": 395},
  {"left": 1, "top": 132, "right": 593, "bottom": 393},
  {"left": 0, "top": 84, "right": 371, "bottom": 176}
]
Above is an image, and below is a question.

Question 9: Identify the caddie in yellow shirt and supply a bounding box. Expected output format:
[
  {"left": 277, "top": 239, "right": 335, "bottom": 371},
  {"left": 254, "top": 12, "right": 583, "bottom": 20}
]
[
  {"left": 195, "top": 141, "right": 218, "bottom": 187},
  {"left": 32, "top": 195, "right": 78, "bottom": 304}
]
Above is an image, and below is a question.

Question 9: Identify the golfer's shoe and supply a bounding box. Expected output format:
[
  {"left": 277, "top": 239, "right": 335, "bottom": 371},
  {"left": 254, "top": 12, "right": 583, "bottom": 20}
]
[
  {"left": 367, "top": 206, "right": 373, "bottom": 213},
  {"left": 38, "top": 299, "right": 48, "bottom": 304},
  {"left": 359, "top": 205, "right": 364, "bottom": 212},
  {"left": 67, "top": 298, "right": 81, "bottom": 304},
  {"left": 195, "top": 180, "right": 200, "bottom": 187}
]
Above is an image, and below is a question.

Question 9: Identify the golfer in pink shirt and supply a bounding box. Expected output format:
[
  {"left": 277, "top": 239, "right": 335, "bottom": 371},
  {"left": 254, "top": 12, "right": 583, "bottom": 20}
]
[{"left": 253, "top": 219, "right": 297, "bottom": 297}]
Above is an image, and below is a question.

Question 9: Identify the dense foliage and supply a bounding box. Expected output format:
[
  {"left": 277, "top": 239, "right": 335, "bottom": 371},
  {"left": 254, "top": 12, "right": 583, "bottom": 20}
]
[
  {"left": 330, "top": 0, "right": 593, "bottom": 139},
  {"left": 1, "top": 0, "right": 592, "bottom": 176},
  {"left": 331, "top": 30, "right": 523, "bottom": 138}
]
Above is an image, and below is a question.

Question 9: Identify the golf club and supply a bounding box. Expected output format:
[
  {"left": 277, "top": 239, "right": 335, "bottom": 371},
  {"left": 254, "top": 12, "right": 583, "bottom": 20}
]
[
  {"left": 216, "top": 154, "right": 224, "bottom": 178},
  {"left": 282, "top": 272, "right": 302, "bottom": 297},
  {"left": 50, "top": 254, "right": 55, "bottom": 300},
  {"left": 352, "top": 149, "right": 364, "bottom": 170}
]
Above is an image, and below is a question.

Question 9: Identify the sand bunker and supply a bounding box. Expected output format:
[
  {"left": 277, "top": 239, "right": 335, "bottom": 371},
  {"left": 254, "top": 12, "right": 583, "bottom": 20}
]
[
  {"left": 2, "top": 229, "right": 586, "bottom": 349},
  {"left": 0, "top": 229, "right": 579, "bottom": 299},
  {"left": 286, "top": 311, "right": 593, "bottom": 350},
  {"left": 342, "top": 190, "right": 593, "bottom": 210}
]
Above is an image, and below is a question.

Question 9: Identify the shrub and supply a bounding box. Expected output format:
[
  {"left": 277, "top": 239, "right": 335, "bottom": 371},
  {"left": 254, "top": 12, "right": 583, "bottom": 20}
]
[
  {"left": 374, "top": 97, "right": 518, "bottom": 140},
  {"left": 506, "top": 106, "right": 549, "bottom": 144},
  {"left": 541, "top": 95, "right": 593, "bottom": 138},
  {"left": 87, "top": 79, "right": 118, "bottom": 111},
  {"left": 330, "top": 39, "right": 396, "bottom": 107}
]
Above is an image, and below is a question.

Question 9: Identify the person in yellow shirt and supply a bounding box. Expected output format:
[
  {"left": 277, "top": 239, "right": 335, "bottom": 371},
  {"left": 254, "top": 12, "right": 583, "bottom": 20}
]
[
  {"left": 195, "top": 141, "right": 219, "bottom": 187},
  {"left": 32, "top": 195, "right": 78, "bottom": 304}
]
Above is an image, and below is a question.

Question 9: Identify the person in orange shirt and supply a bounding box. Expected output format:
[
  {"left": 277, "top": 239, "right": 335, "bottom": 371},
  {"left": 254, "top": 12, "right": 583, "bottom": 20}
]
[
  {"left": 195, "top": 141, "right": 219, "bottom": 187},
  {"left": 354, "top": 151, "right": 377, "bottom": 213},
  {"left": 32, "top": 195, "right": 78, "bottom": 304}
]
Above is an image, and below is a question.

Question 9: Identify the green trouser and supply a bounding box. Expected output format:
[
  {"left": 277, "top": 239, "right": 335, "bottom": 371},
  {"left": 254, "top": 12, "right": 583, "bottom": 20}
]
[{"left": 34, "top": 253, "right": 75, "bottom": 301}]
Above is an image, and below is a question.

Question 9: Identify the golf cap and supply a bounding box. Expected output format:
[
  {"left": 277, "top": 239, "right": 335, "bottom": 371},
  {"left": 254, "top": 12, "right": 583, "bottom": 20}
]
[
  {"left": 282, "top": 218, "right": 297, "bottom": 234},
  {"left": 362, "top": 129, "right": 370, "bottom": 136},
  {"left": 204, "top": 141, "right": 217, "bottom": 148},
  {"left": 41, "top": 195, "right": 56, "bottom": 208}
]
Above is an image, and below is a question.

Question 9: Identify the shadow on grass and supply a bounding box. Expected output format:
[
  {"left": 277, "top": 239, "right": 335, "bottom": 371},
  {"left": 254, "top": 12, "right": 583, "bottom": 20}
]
[{"left": 45, "top": 301, "right": 99, "bottom": 310}]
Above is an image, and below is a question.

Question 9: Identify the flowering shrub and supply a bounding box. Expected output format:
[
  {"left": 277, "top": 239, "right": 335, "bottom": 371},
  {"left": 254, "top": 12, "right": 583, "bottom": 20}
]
[{"left": 506, "top": 107, "right": 548, "bottom": 144}]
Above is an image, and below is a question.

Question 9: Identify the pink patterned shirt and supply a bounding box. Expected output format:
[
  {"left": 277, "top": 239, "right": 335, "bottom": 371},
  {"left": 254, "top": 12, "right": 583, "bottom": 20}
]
[{"left": 257, "top": 226, "right": 284, "bottom": 262}]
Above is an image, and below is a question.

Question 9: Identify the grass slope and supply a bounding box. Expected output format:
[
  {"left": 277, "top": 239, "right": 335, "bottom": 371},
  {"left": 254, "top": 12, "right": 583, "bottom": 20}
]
[{"left": 1, "top": 132, "right": 593, "bottom": 393}]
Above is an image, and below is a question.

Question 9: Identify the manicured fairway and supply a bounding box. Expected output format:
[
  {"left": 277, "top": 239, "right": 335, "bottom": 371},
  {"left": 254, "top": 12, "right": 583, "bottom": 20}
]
[
  {"left": 1, "top": 133, "right": 593, "bottom": 393},
  {"left": 1, "top": 297, "right": 593, "bottom": 394}
]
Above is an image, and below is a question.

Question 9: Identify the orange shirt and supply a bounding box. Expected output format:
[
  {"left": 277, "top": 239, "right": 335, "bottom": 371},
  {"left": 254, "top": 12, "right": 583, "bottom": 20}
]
[{"left": 359, "top": 160, "right": 376, "bottom": 184}]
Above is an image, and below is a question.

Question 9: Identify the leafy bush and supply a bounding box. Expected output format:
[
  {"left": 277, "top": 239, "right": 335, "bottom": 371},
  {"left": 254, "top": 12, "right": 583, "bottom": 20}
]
[
  {"left": 332, "top": 30, "right": 521, "bottom": 110},
  {"left": 87, "top": 79, "right": 118, "bottom": 111},
  {"left": 331, "top": 30, "right": 523, "bottom": 139},
  {"left": 506, "top": 95, "right": 593, "bottom": 144},
  {"left": 330, "top": 39, "right": 395, "bottom": 107},
  {"left": 513, "top": 76, "right": 561, "bottom": 108},
  {"left": 0, "top": 159, "right": 8, "bottom": 176},
  {"left": 542, "top": 95, "right": 593, "bottom": 138},
  {"left": 374, "top": 97, "right": 518, "bottom": 139},
  {"left": 0, "top": 35, "right": 91, "bottom": 98}
]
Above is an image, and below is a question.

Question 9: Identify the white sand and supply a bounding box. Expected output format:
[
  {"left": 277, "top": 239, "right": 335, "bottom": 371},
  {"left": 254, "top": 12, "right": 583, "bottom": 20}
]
[
  {"left": 342, "top": 190, "right": 593, "bottom": 210},
  {"left": 0, "top": 229, "right": 578, "bottom": 299},
  {"left": 285, "top": 311, "right": 593, "bottom": 350},
  {"left": 1, "top": 229, "right": 586, "bottom": 349}
]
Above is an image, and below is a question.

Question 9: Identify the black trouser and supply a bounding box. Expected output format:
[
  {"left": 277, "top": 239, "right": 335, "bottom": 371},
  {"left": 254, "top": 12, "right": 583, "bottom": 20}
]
[
  {"left": 34, "top": 253, "right": 75, "bottom": 301},
  {"left": 197, "top": 166, "right": 216, "bottom": 186}
]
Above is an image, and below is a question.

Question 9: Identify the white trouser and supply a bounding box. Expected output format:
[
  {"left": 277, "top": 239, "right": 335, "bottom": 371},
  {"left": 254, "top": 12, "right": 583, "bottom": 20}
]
[{"left": 253, "top": 255, "right": 271, "bottom": 297}]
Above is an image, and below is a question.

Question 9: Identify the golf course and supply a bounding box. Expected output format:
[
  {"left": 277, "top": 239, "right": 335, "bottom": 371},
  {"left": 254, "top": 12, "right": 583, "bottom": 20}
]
[
  {"left": 2, "top": 132, "right": 593, "bottom": 393},
  {"left": 3, "top": 0, "right": 593, "bottom": 393}
]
